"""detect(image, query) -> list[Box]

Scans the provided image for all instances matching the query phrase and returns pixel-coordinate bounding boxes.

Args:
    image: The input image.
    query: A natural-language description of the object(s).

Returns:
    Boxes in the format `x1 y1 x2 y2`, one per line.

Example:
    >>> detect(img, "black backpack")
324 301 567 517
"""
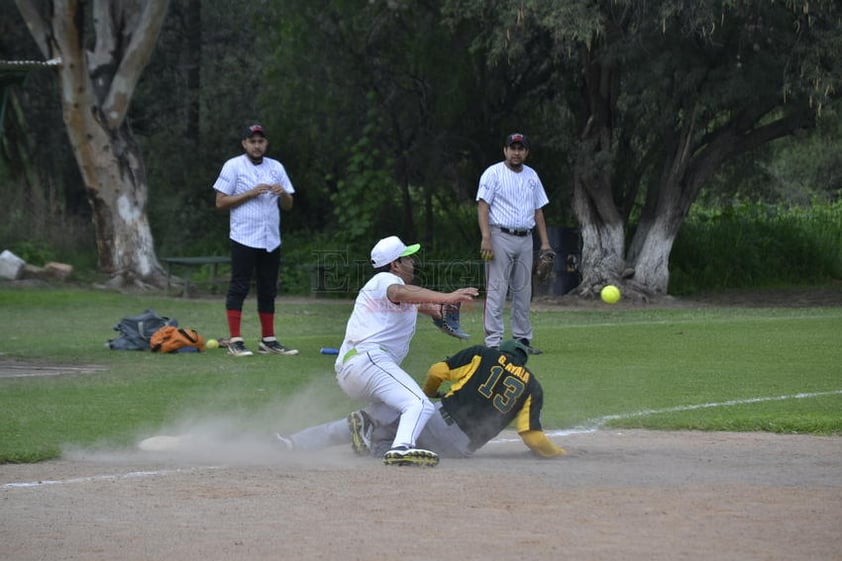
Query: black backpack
107 309 178 351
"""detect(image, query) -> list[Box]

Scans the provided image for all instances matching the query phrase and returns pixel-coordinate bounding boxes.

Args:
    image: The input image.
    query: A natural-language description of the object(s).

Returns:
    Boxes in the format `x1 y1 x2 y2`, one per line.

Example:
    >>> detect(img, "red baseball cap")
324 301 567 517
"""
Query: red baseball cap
504 133 529 149
244 124 266 138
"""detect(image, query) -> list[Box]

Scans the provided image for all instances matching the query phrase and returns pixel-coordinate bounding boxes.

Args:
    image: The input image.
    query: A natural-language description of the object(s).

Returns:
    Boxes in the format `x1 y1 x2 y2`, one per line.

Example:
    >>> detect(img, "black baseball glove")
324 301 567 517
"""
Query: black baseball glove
535 249 556 281
432 303 470 339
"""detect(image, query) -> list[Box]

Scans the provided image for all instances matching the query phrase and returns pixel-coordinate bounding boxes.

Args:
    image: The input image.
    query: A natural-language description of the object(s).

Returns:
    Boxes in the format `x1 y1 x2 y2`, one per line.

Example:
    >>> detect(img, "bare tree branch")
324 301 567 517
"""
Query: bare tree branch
102 0 170 128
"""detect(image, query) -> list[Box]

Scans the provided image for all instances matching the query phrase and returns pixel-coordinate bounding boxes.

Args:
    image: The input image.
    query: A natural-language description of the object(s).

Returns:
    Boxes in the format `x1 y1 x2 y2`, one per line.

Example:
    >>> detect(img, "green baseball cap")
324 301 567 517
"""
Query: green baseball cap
499 339 529 364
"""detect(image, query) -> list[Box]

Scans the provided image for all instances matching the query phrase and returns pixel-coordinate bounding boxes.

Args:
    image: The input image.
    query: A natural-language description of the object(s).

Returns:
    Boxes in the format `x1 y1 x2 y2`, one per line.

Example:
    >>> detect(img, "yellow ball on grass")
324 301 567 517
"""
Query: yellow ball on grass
600 285 621 304
206 338 219 349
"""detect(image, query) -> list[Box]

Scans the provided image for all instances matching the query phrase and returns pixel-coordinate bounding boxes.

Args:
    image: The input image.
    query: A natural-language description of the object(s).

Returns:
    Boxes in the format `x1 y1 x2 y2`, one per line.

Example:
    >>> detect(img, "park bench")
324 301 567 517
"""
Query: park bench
161 256 230 297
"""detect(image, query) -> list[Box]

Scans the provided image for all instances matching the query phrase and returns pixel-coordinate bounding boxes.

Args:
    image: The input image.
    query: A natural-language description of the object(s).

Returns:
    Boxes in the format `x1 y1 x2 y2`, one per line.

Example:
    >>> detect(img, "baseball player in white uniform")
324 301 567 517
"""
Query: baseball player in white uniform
333 235 479 466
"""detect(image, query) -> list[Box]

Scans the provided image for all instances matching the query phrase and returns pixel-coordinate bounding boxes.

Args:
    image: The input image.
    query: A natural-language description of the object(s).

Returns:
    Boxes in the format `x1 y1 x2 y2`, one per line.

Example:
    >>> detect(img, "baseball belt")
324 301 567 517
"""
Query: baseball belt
498 226 531 237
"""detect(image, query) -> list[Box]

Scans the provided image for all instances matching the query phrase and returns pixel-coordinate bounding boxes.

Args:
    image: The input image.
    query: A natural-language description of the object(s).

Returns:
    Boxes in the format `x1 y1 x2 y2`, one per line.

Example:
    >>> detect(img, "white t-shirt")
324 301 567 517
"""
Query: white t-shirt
476 162 548 230
336 272 418 369
213 154 296 251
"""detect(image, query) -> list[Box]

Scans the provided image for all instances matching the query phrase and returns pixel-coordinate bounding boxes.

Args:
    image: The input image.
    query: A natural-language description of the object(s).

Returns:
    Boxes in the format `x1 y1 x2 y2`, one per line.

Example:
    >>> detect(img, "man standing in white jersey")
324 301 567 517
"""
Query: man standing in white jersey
334 235 479 466
213 124 299 357
477 133 554 354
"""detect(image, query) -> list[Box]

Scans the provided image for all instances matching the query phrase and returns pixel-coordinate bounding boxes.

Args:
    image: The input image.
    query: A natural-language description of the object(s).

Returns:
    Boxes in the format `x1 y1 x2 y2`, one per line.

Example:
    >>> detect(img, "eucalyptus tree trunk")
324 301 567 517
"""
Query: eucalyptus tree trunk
15 0 170 287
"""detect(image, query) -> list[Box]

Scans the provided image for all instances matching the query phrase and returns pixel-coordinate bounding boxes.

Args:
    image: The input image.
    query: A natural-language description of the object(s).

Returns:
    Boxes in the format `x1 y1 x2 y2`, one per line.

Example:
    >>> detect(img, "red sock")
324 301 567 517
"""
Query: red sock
259 312 274 339
226 310 242 338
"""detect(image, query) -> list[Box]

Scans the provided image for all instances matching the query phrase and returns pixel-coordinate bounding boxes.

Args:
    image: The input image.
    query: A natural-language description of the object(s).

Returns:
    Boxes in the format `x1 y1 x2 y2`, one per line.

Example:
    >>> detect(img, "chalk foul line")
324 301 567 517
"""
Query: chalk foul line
499 389 842 441
2 465 223 489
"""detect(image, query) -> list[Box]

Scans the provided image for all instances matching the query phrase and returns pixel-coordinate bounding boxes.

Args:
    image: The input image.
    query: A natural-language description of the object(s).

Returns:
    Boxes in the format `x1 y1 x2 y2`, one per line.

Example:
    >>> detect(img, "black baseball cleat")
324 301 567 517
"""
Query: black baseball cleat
347 410 373 456
259 337 299 355
227 337 253 357
383 446 439 467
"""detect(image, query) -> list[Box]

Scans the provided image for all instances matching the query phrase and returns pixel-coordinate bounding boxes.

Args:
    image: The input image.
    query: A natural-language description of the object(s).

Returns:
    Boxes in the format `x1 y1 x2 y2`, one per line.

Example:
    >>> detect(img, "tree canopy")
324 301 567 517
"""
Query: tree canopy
439 0 841 296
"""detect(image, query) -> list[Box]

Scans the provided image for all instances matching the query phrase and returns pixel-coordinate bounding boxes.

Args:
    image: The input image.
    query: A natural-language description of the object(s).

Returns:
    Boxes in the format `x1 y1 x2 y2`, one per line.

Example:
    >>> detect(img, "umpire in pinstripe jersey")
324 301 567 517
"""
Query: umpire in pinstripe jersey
477 133 553 355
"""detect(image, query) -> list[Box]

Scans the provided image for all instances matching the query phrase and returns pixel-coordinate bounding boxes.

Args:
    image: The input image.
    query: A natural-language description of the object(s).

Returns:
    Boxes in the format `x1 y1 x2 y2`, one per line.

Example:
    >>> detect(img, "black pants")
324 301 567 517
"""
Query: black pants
225 240 280 314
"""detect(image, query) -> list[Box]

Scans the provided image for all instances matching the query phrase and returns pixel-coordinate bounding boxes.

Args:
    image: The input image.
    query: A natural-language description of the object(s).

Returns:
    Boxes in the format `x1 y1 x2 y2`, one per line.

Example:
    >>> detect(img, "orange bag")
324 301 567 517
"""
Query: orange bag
149 326 205 353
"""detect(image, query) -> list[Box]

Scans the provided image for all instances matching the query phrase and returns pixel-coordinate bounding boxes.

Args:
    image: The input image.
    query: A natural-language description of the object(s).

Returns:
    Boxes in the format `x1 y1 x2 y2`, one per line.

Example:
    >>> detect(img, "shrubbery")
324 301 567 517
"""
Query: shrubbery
5 180 839 297
670 197 842 294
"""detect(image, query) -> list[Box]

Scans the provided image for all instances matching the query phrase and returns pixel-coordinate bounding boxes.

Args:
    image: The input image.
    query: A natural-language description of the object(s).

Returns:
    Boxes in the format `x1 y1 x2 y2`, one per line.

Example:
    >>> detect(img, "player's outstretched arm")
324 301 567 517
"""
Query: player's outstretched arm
520 430 566 458
388 285 478 309
422 361 451 397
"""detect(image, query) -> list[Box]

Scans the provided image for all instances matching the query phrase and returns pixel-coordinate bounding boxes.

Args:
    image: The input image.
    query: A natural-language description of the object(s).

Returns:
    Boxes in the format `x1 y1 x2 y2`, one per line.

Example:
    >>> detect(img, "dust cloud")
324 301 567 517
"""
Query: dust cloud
62 383 355 467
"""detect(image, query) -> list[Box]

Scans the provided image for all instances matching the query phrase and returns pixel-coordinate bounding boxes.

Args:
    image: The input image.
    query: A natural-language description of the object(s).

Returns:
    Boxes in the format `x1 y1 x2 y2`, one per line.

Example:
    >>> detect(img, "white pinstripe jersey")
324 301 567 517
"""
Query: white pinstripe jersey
213 154 296 251
476 161 549 229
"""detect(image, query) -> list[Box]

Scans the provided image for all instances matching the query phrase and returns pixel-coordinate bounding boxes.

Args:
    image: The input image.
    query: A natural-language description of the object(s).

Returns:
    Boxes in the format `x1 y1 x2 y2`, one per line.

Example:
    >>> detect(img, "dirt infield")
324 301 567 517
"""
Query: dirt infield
2 429 840 561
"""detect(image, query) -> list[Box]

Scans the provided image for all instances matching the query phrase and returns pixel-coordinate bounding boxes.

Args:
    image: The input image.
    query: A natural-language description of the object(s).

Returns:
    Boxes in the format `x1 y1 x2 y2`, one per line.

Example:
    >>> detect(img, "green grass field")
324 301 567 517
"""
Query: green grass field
1 287 840 463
